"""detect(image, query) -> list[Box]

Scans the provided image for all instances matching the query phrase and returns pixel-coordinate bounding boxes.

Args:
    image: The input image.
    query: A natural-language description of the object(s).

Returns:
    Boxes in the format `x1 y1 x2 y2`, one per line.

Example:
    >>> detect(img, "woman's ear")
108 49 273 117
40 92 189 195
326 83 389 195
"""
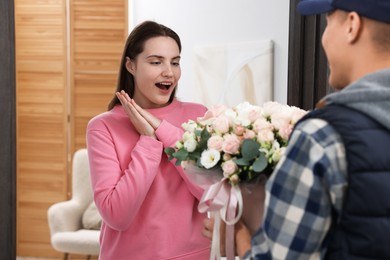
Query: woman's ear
125 57 136 75
346 12 362 43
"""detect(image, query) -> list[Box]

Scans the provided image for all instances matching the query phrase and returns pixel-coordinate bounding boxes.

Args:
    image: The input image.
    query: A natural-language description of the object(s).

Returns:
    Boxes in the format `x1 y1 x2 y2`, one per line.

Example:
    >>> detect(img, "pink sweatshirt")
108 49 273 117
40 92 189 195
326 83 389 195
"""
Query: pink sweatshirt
86 99 211 260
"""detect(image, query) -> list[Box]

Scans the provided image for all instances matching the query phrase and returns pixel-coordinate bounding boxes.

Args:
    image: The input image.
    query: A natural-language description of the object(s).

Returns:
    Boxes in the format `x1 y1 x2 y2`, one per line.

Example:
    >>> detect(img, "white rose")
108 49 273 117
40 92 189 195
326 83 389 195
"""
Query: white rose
175 141 184 149
235 102 256 127
271 146 286 163
182 120 198 133
184 137 197 152
183 131 196 142
223 108 237 125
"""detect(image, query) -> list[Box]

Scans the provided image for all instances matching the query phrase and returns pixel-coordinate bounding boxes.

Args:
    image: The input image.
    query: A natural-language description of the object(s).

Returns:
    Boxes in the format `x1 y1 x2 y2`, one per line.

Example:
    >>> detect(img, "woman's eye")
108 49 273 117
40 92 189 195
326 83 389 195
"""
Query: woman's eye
172 62 180 66
150 61 161 65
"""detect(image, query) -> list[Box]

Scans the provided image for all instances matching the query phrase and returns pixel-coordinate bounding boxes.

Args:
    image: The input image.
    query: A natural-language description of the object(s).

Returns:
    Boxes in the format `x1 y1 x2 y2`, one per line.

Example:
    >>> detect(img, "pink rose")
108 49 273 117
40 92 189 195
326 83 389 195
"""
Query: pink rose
207 135 224 151
223 153 232 161
222 160 238 177
222 134 241 154
247 109 262 122
233 125 245 136
213 115 230 134
271 113 290 130
197 104 227 125
290 107 307 124
263 101 283 116
243 129 256 139
253 117 273 132
257 129 275 143
278 124 293 140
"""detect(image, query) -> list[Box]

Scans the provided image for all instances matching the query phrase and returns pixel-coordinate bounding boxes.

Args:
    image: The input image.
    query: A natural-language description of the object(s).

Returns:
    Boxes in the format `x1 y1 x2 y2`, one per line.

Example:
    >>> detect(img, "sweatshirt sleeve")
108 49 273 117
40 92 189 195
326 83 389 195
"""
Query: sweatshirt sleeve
155 120 205 200
87 121 163 231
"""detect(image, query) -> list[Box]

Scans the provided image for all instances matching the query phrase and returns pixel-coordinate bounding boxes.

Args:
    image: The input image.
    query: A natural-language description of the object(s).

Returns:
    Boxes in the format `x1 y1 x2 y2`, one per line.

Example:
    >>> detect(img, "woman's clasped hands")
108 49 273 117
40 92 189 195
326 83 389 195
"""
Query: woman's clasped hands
116 90 161 138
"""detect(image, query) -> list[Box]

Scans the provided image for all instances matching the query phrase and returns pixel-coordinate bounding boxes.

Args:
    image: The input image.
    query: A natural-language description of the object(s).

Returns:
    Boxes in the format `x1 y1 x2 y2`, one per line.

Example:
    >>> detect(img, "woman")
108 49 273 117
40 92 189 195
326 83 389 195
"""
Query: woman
87 21 210 260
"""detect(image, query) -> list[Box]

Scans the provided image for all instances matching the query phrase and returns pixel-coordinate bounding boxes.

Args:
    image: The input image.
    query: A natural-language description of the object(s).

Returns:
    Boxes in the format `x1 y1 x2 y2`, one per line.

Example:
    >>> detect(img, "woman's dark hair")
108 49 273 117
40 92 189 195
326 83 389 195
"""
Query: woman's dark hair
107 21 182 110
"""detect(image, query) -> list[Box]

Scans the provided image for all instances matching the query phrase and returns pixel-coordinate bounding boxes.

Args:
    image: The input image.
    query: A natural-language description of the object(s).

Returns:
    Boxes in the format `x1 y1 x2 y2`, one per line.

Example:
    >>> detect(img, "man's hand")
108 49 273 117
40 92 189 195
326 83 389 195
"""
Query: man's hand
202 217 226 256
203 217 252 259
235 220 252 258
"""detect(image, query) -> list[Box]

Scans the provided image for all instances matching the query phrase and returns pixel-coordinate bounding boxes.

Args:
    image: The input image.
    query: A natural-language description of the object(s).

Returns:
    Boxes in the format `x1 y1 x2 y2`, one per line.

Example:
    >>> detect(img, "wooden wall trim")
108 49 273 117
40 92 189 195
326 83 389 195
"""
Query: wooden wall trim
288 0 329 110
0 0 16 258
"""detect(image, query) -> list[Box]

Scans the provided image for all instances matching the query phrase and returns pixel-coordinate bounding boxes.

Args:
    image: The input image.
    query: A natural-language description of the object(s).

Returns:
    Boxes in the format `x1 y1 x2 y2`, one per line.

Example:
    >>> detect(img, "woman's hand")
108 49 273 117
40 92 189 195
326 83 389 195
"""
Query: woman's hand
116 91 161 138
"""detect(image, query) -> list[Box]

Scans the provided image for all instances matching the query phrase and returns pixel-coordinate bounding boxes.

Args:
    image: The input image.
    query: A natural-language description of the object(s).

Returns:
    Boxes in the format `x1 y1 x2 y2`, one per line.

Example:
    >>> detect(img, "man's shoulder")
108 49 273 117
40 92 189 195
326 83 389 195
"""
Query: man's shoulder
293 117 342 149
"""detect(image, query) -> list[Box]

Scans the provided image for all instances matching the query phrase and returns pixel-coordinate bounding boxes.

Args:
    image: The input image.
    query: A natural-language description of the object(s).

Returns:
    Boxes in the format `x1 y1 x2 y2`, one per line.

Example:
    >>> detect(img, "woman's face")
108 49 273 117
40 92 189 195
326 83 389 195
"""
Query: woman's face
126 36 181 109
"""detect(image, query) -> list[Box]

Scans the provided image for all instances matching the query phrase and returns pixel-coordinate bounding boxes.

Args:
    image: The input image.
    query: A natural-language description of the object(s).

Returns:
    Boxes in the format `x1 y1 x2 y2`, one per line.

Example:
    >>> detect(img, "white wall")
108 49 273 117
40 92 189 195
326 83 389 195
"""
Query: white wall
129 0 290 104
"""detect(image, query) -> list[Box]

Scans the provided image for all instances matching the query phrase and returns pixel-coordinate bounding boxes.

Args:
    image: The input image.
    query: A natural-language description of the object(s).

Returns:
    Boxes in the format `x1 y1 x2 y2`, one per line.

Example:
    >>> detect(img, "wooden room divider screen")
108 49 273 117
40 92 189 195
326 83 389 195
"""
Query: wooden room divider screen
14 0 128 257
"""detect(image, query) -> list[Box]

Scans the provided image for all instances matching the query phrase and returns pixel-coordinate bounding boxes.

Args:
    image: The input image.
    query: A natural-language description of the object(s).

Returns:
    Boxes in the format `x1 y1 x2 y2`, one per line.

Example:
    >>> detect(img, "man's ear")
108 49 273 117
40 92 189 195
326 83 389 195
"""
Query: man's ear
346 12 362 43
125 57 136 74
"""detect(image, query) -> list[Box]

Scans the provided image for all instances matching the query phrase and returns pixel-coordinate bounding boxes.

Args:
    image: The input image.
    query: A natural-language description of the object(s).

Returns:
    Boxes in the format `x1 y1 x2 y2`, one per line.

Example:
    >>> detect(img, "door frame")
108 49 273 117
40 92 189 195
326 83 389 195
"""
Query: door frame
287 0 329 110
0 0 16 259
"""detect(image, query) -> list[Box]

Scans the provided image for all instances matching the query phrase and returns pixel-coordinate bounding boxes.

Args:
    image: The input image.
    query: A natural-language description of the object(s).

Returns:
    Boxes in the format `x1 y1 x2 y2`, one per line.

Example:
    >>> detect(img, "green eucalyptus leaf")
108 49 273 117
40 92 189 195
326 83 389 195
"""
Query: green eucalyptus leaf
197 129 210 151
164 147 175 156
201 128 211 139
241 139 260 161
175 159 182 166
173 149 189 162
195 129 202 137
189 152 201 161
234 158 250 166
252 152 268 172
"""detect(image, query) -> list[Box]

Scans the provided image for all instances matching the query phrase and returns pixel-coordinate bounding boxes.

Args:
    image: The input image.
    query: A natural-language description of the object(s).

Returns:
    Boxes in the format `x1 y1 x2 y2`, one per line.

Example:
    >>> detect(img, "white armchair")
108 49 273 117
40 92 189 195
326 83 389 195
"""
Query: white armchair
47 148 100 260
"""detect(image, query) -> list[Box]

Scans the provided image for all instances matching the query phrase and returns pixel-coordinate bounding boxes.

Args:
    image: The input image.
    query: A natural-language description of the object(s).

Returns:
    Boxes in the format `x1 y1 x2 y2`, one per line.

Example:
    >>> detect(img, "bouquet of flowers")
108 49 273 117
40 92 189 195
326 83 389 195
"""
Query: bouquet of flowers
165 101 306 184
165 101 307 260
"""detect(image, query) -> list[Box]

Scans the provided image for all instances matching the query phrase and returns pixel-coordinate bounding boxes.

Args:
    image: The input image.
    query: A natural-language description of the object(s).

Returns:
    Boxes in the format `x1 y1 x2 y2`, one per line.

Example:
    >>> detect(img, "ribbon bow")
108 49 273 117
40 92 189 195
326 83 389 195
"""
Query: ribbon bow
198 177 243 260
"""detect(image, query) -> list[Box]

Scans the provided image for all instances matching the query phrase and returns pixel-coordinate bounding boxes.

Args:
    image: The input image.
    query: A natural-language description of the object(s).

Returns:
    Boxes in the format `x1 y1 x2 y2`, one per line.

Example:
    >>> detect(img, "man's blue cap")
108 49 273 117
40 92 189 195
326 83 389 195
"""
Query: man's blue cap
297 0 390 23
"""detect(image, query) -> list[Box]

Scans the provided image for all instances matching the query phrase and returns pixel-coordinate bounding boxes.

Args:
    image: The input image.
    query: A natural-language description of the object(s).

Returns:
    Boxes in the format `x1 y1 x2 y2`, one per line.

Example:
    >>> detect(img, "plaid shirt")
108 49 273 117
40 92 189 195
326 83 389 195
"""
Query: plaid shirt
244 118 348 260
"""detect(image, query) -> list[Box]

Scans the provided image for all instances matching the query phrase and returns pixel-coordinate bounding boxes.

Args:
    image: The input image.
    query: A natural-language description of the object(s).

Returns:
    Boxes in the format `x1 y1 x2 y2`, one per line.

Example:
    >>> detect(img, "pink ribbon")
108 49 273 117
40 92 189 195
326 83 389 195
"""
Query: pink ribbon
198 178 243 260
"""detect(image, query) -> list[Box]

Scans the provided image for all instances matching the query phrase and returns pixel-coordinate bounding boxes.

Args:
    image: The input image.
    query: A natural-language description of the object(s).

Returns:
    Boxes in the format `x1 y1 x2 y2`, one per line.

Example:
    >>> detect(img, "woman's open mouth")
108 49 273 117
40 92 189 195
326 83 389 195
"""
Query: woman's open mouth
156 82 172 90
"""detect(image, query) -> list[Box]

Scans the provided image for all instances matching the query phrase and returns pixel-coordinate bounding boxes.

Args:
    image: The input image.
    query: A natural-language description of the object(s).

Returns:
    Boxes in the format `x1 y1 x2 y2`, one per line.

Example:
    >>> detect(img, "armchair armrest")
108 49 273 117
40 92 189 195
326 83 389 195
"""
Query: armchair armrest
47 199 86 235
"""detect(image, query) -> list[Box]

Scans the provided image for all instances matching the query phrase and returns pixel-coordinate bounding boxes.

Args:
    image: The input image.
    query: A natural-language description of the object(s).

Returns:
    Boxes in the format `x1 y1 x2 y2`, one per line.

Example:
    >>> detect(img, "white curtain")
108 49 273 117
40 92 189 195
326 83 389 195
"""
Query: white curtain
192 40 274 108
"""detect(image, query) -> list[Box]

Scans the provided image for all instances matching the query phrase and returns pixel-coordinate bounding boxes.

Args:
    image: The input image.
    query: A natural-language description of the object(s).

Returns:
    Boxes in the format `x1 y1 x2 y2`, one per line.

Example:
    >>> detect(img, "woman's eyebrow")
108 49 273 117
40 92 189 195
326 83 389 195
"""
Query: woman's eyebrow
146 55 181 60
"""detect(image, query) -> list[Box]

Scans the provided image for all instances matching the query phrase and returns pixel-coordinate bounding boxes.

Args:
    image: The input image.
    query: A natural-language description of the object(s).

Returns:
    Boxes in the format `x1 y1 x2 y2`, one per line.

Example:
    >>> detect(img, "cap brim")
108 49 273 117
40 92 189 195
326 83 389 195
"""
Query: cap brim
297 0 334 15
